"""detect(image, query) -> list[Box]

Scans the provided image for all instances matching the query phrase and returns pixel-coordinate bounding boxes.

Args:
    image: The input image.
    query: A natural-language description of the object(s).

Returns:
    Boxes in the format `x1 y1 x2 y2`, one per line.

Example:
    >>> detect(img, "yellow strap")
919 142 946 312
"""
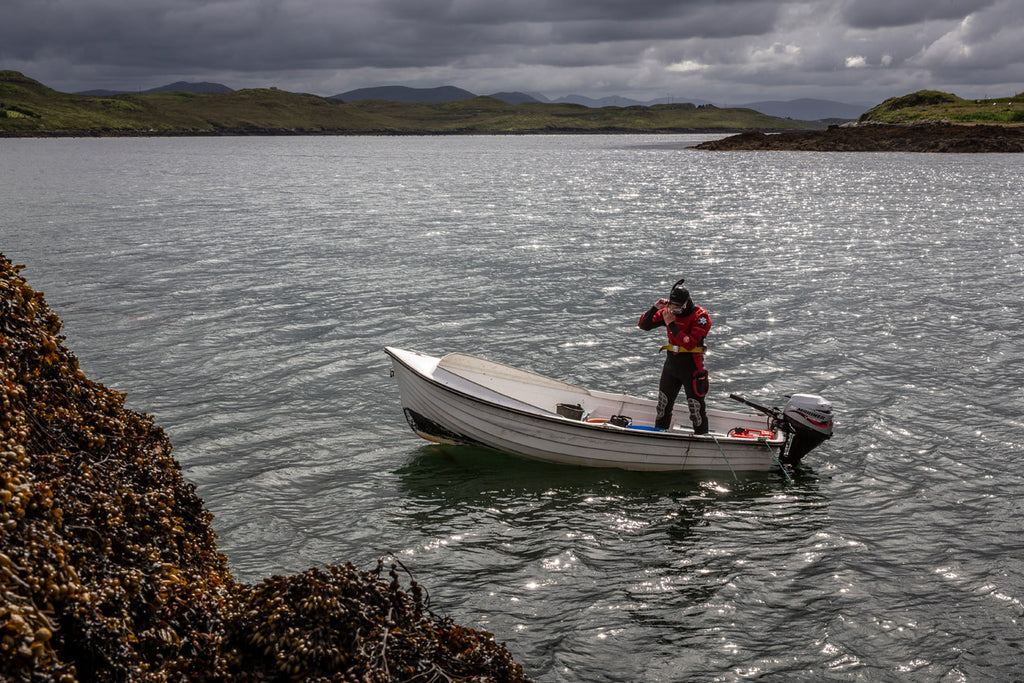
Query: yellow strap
660 344 705 353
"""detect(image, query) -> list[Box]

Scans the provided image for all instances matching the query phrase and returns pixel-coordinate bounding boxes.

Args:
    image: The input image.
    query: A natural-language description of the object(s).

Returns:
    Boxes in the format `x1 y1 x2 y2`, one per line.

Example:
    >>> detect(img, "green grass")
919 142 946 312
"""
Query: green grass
0 71 817 134
858 89 1024 124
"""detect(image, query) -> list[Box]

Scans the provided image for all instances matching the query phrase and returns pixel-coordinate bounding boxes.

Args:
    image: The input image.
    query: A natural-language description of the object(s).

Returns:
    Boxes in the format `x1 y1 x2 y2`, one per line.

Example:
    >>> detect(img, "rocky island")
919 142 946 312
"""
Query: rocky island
693 90 1024 152
691 122 1024 152
0 253 529 682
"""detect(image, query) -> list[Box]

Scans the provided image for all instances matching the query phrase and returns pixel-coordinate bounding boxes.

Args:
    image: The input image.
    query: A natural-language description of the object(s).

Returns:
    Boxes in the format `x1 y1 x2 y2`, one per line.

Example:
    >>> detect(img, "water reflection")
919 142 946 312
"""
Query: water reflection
392 442 829 681
396 443 817 497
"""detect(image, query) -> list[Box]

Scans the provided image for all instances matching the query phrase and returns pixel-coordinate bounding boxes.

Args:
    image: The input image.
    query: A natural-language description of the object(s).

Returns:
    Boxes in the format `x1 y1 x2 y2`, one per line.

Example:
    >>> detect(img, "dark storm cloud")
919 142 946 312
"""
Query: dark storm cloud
0 0 781 71
378 0 774 24
840 0 997 29
1 0 1021 103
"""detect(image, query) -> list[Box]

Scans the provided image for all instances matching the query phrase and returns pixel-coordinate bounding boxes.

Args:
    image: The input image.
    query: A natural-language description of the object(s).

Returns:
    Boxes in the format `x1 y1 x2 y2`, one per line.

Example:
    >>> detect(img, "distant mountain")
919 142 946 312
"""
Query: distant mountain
144 81 234 94
554 94 641 107
77 81 234 96
554 93 715 108
329 85 712 108
488 91 542 105
735 98 869 121
68 76 858 119
332 85 476 103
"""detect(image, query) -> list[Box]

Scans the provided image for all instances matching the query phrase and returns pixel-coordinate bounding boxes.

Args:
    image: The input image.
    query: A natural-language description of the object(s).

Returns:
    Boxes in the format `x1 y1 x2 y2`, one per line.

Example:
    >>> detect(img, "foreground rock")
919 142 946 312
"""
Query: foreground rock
692 123 1024 152
0 253 529 682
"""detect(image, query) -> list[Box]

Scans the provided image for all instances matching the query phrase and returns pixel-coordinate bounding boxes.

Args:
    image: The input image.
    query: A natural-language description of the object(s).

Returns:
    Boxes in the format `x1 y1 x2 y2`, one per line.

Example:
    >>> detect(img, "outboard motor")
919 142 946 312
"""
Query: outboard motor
730 392 834 465
781 394 833 463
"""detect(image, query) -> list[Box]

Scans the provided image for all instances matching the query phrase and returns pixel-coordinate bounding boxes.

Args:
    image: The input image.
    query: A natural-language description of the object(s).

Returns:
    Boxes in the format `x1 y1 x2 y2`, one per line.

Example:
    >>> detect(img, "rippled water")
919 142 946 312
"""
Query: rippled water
3 135 1024 681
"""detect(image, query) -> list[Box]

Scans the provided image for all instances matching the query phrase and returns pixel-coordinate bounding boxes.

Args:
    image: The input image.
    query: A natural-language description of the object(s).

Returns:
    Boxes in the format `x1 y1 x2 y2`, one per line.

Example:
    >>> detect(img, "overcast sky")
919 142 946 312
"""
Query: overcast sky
3 0 1022 105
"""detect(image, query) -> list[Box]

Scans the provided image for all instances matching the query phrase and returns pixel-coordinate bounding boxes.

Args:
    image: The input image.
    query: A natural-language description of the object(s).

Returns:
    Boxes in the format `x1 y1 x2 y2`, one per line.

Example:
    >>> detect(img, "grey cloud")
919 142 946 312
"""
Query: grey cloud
840 0 998 29
379 0 776 24
0 0 783 69
1 0 1021 104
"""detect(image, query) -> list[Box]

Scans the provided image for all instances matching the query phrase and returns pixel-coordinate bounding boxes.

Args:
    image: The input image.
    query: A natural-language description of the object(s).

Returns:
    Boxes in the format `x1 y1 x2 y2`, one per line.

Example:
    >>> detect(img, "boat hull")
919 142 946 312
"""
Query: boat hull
386 347 792 473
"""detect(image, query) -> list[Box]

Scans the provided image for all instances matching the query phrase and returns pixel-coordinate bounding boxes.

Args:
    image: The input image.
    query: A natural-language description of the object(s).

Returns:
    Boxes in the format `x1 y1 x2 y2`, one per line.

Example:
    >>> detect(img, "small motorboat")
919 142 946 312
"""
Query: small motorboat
385 347 833 473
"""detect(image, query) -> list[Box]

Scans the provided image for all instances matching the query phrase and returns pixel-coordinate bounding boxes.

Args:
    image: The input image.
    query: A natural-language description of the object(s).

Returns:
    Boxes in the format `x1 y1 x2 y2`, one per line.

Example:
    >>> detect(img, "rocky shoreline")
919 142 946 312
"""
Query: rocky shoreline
0 254 529 682
691 122 1024 152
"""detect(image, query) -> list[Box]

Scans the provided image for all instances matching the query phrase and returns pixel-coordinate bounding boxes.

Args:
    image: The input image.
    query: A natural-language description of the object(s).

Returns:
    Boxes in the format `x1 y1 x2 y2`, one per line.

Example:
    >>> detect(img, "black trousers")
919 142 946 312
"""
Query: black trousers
655 353 708 433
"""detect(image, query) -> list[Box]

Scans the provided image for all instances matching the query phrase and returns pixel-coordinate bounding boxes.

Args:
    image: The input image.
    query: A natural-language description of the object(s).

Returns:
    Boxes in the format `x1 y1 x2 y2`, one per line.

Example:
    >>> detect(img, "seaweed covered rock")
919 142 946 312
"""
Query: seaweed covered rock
0 255 228 682
0 253 529 682
223 561 526 682
691 122 1024 152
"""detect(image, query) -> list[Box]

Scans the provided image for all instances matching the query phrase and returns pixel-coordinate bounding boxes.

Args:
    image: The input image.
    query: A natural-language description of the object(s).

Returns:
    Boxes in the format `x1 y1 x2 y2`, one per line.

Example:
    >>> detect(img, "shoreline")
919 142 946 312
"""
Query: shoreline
7 122 1024 152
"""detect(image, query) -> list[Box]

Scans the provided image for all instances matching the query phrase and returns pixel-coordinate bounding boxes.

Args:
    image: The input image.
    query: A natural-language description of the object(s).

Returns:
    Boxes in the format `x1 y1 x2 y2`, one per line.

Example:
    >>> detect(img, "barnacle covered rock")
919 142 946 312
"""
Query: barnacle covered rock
222 561 527 682
0 253 529 682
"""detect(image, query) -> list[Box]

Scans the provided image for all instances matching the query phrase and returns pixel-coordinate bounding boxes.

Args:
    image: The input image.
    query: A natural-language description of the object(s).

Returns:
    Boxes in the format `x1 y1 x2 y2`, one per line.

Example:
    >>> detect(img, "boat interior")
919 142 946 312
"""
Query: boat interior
434 352 770 436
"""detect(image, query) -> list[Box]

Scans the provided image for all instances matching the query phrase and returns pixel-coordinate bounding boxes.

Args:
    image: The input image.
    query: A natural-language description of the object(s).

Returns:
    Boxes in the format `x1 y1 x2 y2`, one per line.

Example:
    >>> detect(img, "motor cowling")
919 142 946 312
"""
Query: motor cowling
781 394 833 463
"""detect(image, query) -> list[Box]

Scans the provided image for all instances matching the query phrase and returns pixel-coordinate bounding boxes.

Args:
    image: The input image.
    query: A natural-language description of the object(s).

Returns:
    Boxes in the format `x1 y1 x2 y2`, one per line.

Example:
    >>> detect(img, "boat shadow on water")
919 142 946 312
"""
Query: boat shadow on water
395 442 825 504
391 443 831 561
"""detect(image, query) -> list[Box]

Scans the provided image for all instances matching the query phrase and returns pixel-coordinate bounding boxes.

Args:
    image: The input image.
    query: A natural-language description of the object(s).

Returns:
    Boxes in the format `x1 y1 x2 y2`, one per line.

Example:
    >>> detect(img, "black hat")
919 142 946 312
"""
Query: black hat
669 278 690 306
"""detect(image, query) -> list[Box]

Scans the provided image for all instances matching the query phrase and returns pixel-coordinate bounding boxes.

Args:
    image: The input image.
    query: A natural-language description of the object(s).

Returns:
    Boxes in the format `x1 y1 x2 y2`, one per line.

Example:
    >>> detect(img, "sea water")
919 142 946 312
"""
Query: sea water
3 134 1023 681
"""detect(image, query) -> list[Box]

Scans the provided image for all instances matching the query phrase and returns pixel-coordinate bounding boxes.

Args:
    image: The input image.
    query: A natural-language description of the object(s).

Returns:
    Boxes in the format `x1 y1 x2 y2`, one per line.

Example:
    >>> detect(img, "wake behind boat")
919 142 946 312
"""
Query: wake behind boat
385 347 833 473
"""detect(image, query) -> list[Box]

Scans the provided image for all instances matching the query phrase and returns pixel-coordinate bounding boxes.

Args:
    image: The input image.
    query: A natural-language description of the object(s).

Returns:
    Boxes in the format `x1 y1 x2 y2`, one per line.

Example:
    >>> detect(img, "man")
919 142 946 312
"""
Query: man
637 278 712 433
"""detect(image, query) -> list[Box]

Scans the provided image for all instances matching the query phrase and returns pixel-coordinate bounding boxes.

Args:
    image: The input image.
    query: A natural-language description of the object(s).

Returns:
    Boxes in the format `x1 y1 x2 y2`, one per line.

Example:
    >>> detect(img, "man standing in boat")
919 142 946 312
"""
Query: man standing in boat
638 278 712 434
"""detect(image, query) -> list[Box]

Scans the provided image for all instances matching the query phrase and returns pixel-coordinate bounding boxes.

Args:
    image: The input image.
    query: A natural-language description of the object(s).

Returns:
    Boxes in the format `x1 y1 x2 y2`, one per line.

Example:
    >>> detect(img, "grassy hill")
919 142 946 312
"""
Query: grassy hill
858 89 1024 124
1 70 814 135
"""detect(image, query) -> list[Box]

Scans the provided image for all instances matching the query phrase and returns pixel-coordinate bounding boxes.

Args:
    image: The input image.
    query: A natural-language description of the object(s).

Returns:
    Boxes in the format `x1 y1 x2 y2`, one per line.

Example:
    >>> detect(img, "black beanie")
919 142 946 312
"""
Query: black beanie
669 286 691 306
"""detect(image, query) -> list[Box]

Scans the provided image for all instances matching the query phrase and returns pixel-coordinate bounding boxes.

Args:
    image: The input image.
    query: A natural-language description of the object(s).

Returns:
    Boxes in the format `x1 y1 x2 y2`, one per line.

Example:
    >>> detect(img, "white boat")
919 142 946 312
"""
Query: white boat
385 347 833 473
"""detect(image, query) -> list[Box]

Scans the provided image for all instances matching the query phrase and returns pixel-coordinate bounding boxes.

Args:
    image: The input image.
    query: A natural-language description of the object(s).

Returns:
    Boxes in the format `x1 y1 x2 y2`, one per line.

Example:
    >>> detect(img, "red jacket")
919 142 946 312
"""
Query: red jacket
638 304 711 353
